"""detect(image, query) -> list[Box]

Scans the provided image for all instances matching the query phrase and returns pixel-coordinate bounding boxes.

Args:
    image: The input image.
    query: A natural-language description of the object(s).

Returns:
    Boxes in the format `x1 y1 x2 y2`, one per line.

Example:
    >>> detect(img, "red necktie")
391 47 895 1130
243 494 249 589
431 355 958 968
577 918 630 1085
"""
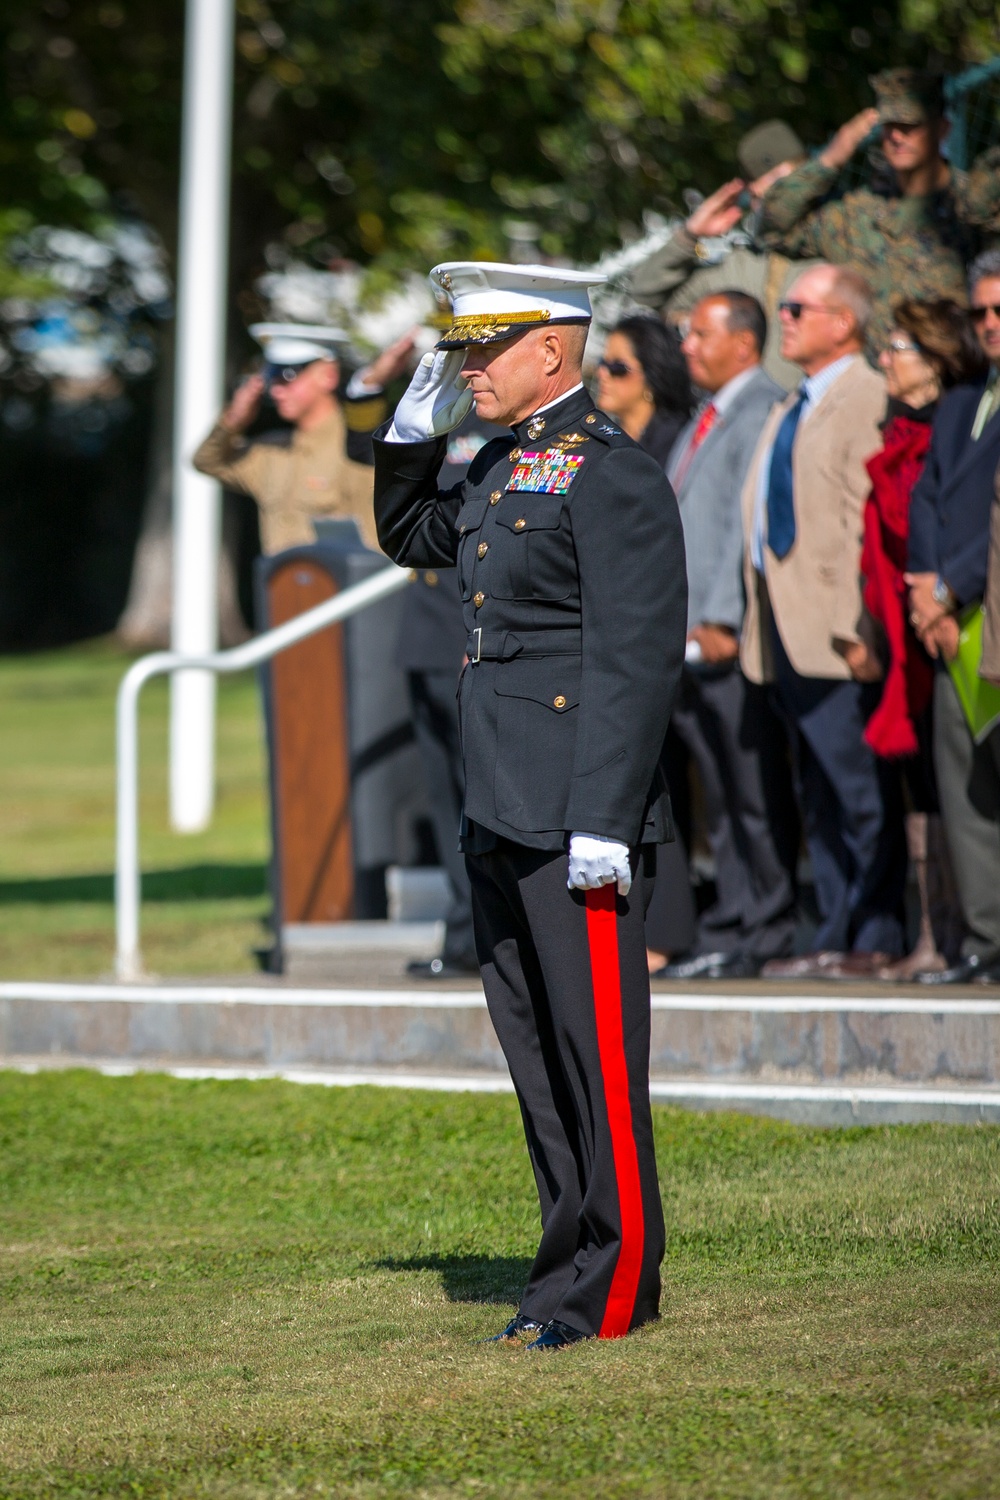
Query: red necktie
673 401 718 488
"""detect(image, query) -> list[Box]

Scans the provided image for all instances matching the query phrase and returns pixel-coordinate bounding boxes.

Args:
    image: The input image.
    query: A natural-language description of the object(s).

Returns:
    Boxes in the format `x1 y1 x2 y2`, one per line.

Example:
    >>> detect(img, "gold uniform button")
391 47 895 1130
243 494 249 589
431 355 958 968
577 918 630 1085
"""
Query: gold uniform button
514 517 527 532
407 569 418 581
424 570 438 586
584 413 597 424
489 490 502 503
473 591 485 608
553 695 567 709
509 447 523 461
477 542 489 559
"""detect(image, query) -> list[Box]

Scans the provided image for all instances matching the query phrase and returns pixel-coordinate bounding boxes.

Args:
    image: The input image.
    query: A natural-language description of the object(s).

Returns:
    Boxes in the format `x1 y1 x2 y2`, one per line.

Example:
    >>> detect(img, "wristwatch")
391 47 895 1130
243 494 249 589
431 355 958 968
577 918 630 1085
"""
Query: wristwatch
932 576 954 610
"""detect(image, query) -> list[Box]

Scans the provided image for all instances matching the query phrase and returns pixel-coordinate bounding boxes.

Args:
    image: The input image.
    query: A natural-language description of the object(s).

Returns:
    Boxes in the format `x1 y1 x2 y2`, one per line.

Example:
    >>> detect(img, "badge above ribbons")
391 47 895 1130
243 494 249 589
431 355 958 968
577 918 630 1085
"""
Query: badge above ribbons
508 448 586 495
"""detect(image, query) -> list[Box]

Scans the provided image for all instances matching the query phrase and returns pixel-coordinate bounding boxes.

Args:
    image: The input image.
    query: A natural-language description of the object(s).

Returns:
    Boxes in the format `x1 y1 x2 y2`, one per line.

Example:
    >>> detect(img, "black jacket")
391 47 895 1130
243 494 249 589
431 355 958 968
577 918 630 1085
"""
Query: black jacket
908 379 1000 607
395 412 503 675
373 385 688 851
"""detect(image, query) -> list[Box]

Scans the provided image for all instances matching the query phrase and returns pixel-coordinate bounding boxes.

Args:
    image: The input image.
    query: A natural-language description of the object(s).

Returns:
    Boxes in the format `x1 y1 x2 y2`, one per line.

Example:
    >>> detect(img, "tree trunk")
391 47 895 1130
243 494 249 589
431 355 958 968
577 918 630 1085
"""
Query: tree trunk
116 328 249 650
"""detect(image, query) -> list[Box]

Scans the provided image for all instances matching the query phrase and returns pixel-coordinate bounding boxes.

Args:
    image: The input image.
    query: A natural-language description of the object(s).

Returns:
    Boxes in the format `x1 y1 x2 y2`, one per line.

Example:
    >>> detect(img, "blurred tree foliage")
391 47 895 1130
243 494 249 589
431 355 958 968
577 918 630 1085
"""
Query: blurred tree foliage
0 0 995 280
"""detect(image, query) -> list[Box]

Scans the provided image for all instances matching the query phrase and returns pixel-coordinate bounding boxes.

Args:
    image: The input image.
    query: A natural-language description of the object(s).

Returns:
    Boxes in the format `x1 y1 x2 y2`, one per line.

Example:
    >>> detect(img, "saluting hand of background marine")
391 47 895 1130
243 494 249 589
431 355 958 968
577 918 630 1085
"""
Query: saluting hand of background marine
685 161 797 239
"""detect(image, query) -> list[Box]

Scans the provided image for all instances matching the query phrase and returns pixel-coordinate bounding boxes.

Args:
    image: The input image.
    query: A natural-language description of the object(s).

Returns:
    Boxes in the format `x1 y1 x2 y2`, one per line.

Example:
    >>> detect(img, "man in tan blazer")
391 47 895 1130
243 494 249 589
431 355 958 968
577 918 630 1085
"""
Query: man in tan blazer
740 264 907 976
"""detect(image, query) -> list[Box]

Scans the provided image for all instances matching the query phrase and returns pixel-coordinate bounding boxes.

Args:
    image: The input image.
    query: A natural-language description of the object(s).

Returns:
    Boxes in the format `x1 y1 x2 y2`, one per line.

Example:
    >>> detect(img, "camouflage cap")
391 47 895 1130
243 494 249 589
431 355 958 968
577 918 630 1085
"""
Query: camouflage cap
869 68 944 125
737 120 806 181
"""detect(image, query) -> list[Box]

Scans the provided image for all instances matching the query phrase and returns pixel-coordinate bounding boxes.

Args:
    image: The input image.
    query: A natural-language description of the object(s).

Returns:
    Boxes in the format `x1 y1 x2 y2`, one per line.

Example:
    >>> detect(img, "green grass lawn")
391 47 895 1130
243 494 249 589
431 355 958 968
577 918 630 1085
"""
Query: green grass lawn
0 642 271 977
1 1071 998 1499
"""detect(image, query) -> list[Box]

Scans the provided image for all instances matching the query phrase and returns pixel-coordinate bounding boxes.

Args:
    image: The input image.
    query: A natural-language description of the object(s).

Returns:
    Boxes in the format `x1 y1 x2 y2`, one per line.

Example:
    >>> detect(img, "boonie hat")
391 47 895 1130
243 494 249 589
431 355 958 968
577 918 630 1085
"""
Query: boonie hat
431 261 606 350
737 120 806 181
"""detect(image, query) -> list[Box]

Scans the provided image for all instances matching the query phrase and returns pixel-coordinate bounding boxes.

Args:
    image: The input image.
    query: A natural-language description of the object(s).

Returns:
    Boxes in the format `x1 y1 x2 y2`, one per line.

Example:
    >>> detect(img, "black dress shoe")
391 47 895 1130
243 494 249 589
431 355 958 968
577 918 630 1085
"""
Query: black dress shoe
525 1319 590 1351
480 1313 543 1343
654 951 731 980
918 950 1000 986
712 952 763 980
655 951 761 981
406 955 480 980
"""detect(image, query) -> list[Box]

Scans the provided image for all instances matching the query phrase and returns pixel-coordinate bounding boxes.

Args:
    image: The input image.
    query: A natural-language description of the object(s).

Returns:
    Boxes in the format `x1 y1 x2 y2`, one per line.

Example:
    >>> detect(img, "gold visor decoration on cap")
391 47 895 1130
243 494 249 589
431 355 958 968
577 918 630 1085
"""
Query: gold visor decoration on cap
437 308 552 348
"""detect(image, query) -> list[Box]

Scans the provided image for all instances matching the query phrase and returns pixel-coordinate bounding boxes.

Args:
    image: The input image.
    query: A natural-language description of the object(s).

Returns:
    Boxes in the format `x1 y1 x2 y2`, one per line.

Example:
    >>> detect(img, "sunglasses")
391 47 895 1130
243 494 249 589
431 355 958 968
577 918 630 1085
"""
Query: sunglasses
778 300 837 320
263 363 307 385
885 338 920 355
970 306 1000 323
598 358 639 378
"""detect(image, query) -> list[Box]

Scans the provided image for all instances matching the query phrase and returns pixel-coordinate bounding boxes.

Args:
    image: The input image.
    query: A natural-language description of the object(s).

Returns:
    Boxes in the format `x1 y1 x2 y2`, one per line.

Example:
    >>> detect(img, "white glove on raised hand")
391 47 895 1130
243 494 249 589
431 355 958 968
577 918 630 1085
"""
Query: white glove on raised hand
386 351 473 443
567 834 632 897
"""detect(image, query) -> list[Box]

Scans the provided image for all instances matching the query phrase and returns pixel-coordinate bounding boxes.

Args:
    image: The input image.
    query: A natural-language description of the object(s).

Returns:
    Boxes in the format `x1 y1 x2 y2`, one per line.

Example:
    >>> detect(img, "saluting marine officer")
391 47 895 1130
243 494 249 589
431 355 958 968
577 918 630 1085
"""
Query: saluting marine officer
373 263 687 1350
194 322 413 554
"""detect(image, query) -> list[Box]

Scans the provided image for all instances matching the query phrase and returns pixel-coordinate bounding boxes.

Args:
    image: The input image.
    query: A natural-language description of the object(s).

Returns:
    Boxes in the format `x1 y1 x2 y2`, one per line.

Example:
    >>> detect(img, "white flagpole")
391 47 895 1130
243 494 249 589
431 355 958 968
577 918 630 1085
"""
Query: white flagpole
168 0 236 831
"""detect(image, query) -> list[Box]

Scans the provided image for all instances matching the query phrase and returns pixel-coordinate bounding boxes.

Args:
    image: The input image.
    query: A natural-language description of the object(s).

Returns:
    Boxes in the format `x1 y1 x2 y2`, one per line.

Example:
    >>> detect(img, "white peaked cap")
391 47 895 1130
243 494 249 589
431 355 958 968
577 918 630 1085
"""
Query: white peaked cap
249 322 350 366
430 261 606 349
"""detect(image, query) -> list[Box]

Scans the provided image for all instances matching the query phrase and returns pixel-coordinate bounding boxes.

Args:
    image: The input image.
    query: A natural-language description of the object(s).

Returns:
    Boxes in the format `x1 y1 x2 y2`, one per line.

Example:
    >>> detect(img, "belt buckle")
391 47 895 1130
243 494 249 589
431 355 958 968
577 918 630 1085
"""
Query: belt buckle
471 626 482 664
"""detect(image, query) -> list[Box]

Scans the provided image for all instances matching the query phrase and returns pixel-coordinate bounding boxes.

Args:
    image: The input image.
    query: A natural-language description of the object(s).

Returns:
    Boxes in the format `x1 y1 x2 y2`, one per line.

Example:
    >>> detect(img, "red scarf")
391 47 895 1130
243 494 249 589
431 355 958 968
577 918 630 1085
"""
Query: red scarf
861 412 934 758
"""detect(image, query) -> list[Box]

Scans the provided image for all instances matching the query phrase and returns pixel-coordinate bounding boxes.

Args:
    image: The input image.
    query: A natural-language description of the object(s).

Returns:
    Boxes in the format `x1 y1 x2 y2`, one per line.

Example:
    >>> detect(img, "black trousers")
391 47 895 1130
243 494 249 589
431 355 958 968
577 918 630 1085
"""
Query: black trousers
407 669 476 963
466 839 664 1339
770 629 907 955
671 666 798 960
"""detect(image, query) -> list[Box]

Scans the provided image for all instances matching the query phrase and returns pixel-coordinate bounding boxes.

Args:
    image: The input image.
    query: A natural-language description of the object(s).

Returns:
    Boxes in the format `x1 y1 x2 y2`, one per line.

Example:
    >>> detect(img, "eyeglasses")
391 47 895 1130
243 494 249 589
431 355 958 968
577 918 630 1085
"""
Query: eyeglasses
598 358 639 378
884 338 920 355
970 306 1000 323
778 300 838 320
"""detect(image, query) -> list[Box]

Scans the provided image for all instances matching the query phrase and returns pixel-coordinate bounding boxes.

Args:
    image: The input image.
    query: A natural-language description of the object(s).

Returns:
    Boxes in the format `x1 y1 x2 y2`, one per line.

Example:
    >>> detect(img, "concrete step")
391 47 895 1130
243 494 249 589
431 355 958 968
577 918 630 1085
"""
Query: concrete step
3 981 1000 1124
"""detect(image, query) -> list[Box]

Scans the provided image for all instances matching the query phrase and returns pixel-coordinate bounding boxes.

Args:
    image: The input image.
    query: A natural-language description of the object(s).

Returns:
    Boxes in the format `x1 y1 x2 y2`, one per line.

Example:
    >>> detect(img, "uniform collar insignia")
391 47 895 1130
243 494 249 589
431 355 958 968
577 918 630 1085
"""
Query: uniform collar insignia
514 386 592 444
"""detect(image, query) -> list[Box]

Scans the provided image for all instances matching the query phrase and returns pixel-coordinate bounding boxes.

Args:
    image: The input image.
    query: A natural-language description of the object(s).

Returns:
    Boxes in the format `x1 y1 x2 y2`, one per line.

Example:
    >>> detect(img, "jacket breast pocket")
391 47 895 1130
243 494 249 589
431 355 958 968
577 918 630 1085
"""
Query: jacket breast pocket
493 657 581 829
455 498 489 601
492 497 573 600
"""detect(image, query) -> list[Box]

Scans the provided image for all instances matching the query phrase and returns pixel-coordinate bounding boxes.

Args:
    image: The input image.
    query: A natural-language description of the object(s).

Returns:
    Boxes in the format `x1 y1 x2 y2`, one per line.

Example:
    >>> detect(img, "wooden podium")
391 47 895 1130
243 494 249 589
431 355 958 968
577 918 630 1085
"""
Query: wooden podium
264 554 354 924
255 532 425 969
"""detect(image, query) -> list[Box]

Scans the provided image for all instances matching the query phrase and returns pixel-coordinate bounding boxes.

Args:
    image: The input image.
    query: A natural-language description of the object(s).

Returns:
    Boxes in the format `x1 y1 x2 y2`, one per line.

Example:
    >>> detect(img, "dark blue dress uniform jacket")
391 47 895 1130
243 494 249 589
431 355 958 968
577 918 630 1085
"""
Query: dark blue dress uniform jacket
908 379 1000 607
372 385 688 853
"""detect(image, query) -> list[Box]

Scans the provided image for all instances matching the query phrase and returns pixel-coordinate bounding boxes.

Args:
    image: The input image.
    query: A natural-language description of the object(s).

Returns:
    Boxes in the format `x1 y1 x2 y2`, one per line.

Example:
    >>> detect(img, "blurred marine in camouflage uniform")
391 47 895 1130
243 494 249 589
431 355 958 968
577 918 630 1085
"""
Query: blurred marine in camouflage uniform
629 121 822 391
757 70 1000 356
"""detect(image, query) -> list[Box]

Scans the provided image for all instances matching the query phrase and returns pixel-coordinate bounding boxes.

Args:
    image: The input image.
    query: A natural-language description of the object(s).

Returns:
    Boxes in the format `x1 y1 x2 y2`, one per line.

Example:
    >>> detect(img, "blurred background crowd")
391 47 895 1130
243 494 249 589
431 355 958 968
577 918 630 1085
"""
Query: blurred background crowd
3 2 1000 984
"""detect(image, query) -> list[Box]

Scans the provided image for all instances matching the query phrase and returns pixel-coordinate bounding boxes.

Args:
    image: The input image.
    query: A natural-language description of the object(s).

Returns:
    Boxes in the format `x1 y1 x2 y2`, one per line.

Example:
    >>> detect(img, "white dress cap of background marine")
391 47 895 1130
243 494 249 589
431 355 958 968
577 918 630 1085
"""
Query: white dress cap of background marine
249 321 350 380
430 262 607 350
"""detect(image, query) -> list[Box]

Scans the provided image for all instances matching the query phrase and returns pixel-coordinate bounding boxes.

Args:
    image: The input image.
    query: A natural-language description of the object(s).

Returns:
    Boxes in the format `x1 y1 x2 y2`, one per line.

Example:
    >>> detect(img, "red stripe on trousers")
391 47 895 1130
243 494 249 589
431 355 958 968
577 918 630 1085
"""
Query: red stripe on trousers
585 885 645 1338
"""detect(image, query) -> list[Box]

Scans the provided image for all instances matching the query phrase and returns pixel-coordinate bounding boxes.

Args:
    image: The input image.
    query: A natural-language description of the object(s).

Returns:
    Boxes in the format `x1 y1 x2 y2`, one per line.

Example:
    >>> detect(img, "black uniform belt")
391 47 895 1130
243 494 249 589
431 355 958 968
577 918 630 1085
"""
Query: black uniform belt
467 627 581 664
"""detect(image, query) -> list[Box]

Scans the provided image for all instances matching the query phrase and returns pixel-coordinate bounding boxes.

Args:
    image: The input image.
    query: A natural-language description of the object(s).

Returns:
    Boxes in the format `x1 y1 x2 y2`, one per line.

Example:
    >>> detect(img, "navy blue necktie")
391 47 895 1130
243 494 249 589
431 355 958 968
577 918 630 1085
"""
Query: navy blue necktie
766 389 807 560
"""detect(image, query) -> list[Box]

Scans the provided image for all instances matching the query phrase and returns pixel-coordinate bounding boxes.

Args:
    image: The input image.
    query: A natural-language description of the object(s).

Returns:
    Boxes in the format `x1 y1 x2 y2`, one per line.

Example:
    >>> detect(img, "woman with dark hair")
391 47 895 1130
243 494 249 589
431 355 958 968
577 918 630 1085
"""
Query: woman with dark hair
862 298 986 978
596 314 697 971
596 314 695 464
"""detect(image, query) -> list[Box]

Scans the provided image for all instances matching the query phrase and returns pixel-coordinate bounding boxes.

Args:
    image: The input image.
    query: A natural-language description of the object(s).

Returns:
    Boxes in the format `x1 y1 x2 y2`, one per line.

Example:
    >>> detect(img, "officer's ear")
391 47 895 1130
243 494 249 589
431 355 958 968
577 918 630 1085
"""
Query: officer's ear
317 357 340 394
540 329 565 375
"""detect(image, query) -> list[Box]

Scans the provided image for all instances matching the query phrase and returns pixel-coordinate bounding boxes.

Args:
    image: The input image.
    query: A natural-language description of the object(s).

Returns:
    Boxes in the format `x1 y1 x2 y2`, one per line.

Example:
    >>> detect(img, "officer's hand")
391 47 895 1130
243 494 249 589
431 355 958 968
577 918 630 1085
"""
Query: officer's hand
685 179 745 239
820 108 880 171
568 834 632 898
221 374 264 432
387 351 473 443
359 330 418 392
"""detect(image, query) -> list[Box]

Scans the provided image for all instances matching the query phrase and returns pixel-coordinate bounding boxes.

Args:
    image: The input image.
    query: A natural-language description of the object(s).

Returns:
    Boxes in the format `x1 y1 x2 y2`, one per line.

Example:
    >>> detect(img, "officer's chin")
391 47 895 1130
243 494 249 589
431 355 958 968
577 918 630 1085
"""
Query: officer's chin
470 389 501 420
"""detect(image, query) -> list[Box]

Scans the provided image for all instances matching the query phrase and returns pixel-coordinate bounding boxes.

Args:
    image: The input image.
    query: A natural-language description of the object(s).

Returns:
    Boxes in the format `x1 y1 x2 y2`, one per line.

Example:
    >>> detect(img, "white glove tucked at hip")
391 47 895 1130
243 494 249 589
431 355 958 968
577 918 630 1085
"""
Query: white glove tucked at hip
567 834 632 897
385 351 473 443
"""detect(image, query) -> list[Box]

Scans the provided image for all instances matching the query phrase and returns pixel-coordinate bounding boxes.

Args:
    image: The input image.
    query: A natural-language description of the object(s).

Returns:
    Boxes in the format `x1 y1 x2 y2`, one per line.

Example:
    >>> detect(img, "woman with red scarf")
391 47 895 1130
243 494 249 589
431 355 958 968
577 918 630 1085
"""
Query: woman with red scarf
862 299 986 977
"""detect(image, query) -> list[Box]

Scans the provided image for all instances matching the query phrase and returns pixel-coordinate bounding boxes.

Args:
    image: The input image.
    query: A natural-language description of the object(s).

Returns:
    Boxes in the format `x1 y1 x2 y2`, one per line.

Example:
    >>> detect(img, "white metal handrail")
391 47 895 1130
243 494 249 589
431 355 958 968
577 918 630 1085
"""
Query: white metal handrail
115 562 411 980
